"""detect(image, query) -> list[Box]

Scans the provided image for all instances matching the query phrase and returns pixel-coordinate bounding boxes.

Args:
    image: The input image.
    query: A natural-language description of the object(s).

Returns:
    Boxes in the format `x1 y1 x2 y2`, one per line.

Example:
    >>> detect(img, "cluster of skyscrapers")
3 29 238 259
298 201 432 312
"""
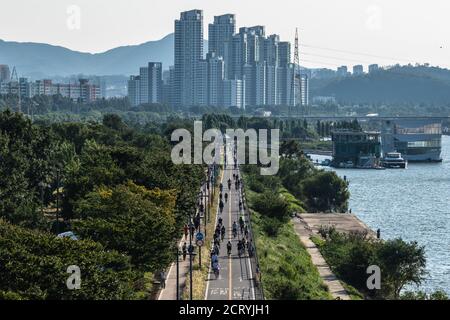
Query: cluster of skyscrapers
0 65 102 103
128 10 309 109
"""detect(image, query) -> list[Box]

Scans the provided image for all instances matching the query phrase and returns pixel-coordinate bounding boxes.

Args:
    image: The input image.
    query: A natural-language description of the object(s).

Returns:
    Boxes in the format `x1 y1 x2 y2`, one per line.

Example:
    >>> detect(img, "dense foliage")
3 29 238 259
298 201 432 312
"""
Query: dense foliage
313 230 428 299
0 110 205 299
0 219 137 300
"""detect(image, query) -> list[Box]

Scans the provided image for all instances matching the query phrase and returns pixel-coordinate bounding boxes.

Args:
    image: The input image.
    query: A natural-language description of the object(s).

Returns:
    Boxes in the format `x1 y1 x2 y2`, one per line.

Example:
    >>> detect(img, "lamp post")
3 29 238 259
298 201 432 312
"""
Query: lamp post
176 245 180 300
55 168 61 234
38 181 48 215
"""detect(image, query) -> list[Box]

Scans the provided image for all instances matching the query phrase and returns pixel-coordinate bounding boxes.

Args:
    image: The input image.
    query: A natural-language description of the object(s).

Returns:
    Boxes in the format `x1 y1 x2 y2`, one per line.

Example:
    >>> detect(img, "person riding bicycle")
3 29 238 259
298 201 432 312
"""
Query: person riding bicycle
211 252 219 264
232 221 238 237
212 261 220 278
227 241 232 255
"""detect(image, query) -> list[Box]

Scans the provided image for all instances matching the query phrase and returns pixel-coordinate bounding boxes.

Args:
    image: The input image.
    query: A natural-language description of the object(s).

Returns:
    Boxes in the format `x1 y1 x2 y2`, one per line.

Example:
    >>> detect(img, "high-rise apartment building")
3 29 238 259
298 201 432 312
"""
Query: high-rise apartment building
337 66 349 77
148 62 162 104
208 14 235 80
300 74 309 107
128 76 141 107
139 67 149 104
369 64 379 73
174 9 204 108
223 79 244 109
206 53 225 106
353 65 364 75
128 62 163 107
0 65 11 83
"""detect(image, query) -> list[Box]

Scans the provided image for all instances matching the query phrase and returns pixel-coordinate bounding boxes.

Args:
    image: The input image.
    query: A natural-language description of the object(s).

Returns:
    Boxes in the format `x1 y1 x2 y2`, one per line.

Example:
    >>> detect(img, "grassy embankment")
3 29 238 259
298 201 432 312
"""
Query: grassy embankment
243 178 332 300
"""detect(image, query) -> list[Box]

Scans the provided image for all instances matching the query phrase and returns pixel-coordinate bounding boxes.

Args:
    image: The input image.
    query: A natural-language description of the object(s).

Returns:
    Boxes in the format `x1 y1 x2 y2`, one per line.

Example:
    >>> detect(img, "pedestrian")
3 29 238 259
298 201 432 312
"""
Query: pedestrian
190 223 195 238
182 242 187 261
160 270 166 289
255 264 261 284
183 224 188 239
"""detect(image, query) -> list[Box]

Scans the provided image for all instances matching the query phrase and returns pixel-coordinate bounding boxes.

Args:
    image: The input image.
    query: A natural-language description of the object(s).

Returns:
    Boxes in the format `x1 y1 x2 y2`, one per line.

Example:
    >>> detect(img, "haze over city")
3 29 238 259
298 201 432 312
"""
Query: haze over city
1 0 449 69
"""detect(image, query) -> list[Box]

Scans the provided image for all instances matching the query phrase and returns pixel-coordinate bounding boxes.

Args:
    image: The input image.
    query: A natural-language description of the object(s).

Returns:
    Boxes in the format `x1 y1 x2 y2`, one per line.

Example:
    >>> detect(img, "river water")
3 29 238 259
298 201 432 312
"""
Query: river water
312 135 450 295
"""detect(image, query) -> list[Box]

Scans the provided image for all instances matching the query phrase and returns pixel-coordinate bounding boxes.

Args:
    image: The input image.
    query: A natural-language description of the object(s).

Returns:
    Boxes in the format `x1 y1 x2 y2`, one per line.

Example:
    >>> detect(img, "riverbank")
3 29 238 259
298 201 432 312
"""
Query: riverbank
243 184 332 300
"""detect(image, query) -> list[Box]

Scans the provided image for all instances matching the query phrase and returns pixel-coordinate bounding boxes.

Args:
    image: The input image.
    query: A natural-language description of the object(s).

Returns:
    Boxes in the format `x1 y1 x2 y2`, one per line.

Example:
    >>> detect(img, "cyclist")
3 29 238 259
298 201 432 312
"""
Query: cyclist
212 261 220 279
227 241 232 256
239 216 244 230
237 240 242 257
232 221 238 238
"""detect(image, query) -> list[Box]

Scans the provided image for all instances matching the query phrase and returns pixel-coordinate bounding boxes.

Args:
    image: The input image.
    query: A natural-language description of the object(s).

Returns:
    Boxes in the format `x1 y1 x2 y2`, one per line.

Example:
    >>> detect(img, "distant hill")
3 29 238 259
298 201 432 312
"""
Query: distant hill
312 66 450 105
0 34 208 78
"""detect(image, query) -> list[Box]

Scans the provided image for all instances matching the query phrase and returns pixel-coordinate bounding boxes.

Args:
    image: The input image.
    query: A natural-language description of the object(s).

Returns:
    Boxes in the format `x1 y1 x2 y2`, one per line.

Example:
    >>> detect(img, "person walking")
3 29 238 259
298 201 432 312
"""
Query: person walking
160 270 166 289
182 242 187 261
183 224 188 239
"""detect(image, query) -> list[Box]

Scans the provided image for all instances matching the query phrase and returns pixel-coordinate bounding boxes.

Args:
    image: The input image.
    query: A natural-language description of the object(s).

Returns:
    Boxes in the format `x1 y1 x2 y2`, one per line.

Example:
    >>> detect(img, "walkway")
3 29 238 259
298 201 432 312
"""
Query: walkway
292 216 351 300
205 141 257 300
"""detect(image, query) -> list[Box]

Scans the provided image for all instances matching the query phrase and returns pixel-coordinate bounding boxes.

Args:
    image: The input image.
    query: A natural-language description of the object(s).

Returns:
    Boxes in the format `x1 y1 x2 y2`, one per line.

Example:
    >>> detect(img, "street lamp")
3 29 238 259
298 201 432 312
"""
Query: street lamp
38 181 48 215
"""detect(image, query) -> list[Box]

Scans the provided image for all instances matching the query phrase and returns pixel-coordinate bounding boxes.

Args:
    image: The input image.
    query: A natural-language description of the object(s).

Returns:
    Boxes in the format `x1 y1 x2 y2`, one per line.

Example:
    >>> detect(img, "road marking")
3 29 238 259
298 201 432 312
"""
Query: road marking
204 150 225 300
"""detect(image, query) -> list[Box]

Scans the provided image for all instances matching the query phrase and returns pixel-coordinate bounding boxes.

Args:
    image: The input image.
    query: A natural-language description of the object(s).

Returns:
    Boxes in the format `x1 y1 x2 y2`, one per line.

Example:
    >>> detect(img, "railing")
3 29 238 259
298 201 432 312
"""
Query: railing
240 176 265 300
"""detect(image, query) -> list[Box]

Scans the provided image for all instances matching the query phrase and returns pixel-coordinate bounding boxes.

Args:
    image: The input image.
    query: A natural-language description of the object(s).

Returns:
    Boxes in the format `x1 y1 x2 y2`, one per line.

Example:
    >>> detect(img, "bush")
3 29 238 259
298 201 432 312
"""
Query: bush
0 219 137 300
317 231 428 299
252 191 290 221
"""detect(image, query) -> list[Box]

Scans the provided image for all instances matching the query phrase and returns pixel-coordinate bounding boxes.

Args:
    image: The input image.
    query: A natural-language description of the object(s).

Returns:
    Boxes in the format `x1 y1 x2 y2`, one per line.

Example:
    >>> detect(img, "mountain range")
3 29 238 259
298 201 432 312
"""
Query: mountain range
312 65 450 106
0 33 207 78
2 35 450 105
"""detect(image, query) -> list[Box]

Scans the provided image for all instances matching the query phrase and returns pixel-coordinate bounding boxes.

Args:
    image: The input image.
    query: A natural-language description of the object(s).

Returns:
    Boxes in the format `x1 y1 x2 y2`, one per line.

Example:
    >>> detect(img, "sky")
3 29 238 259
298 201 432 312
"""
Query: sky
1 0 449 70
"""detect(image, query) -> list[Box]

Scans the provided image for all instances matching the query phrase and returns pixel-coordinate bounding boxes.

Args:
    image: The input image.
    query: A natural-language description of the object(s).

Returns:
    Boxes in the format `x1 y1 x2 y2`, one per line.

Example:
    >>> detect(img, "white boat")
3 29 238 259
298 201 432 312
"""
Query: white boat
381 152 407 169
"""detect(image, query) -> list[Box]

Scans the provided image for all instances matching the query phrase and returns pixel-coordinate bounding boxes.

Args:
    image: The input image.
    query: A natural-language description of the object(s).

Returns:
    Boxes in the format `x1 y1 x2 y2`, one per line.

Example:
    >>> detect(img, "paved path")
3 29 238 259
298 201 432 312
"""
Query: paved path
205 142 256 300
157 234 192 300
158 182 211 300
293 216 351 300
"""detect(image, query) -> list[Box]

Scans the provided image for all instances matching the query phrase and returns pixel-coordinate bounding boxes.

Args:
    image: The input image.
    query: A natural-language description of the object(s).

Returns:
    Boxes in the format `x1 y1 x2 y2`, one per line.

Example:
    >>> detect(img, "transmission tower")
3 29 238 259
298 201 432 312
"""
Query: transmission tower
11 67 22 113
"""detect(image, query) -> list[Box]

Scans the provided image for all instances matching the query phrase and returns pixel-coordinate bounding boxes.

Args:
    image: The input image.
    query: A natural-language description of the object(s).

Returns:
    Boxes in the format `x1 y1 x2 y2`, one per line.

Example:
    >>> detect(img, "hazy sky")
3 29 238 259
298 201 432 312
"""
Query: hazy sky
1 0 449 69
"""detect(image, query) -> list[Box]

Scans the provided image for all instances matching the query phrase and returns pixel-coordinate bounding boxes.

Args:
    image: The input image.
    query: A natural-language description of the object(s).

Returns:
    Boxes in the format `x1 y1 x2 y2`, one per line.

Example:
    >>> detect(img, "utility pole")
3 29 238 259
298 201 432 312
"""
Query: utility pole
176 246 180 300
56 169 60 234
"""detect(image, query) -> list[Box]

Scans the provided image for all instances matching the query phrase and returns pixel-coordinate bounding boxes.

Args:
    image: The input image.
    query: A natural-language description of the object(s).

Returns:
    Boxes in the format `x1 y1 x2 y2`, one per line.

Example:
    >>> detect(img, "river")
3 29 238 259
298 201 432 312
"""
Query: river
312 135 450 295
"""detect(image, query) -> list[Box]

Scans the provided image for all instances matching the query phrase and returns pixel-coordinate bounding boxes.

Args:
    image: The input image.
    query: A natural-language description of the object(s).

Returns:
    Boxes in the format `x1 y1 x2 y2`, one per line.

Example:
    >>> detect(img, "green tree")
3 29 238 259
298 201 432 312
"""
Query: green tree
378 239 427 299
73 182 177 271
0 219 137 300
301 171 349 212
252 191 290 221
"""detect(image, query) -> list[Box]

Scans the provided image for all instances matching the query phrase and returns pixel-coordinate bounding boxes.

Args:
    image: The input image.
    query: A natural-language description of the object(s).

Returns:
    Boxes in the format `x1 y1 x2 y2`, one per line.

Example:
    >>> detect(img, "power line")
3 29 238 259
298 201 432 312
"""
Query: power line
300 43 417 64
301 52 375 65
